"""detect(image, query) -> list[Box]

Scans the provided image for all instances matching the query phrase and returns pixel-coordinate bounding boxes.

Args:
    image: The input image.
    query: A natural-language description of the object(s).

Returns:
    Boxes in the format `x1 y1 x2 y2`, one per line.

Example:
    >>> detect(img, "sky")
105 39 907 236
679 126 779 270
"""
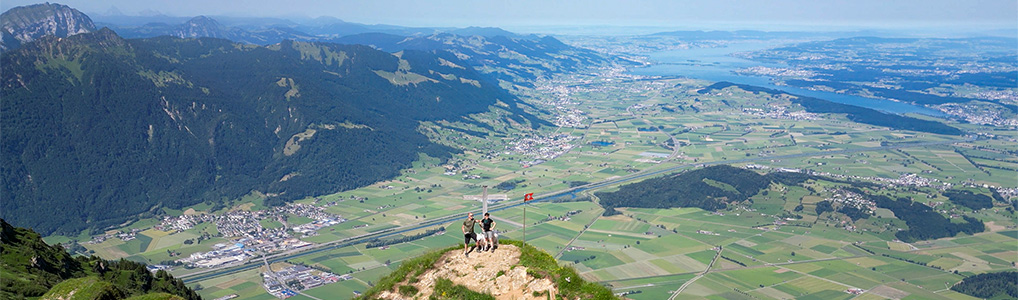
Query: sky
2 0 1016 30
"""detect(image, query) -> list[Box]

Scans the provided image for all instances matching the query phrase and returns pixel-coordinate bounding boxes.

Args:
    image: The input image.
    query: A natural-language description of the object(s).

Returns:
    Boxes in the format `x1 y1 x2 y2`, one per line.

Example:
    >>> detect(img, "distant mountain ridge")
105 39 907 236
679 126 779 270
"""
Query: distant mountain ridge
3 3 615 88
649 29 879 40
333 32 611 87
94 14 535 44
1 27 543 235
1 3 95 50
106 15 318 44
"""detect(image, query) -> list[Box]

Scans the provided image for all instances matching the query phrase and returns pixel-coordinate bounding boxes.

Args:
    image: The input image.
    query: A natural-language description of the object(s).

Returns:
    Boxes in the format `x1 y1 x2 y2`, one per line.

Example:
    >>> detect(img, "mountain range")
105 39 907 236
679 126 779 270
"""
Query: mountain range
101 15 319 45
0 3 609 236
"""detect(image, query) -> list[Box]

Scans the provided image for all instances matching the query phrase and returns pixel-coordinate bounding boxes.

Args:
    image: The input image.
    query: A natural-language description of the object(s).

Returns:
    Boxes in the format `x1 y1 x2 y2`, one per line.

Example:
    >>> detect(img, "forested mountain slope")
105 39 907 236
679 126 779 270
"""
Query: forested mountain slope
1 28 542 235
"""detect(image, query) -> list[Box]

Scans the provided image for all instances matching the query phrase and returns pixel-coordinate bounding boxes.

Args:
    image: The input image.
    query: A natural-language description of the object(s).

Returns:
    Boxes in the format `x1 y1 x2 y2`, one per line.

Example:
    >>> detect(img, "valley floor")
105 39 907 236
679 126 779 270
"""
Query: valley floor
59 68 1017 300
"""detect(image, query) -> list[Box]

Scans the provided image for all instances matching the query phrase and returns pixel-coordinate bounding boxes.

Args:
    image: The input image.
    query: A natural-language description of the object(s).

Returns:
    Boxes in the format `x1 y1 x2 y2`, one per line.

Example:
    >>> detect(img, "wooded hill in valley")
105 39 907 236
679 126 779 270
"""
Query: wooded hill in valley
596 165 989 242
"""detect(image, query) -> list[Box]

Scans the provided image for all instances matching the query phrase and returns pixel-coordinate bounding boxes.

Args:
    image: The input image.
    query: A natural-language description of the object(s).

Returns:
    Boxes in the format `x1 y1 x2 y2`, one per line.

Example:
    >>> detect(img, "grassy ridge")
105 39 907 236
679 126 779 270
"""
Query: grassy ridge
0 219 200 300
41 277 123 300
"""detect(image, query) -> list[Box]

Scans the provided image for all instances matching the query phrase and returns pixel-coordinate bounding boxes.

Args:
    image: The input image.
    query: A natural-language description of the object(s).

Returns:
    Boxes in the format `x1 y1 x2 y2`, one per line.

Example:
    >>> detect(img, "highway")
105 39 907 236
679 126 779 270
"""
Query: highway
179 137 972 284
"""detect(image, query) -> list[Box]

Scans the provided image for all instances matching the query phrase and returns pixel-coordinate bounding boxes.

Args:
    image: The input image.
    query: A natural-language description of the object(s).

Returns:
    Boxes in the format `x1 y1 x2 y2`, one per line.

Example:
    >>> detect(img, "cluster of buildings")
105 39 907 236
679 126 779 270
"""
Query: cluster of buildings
155 203 345 239
806 169 951 191
935 102 1018 127
540 210 583 223
263 265 348 298
84 228 141 244
871 173 942 188
156 214 211 232
553 108 587 128
742 106 821 121
215 210 276 238
291 218 344 237
735 66 818 78
275 203 342 222
503 133 579 164
995 187 1018 201
177 238 314 269
152 203 345 268
535 78 587 128
825 189 877 212
178 242 248 268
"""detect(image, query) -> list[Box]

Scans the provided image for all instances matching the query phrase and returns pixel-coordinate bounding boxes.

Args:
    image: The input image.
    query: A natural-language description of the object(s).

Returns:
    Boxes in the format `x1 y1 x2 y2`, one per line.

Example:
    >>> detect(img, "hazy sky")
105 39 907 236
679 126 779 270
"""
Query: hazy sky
3 0 1016 29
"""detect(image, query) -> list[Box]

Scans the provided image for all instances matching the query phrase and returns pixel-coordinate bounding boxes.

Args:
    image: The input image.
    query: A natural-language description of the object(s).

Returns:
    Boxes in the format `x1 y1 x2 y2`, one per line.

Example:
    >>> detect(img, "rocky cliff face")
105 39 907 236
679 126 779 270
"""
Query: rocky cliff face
1 3 95 51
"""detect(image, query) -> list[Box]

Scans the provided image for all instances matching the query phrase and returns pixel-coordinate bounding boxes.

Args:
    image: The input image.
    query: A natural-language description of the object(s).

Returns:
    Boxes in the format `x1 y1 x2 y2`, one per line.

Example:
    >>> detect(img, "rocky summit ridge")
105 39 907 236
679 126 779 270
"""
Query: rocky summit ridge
361 240 617 300
379 244 556 300
1 2 95 51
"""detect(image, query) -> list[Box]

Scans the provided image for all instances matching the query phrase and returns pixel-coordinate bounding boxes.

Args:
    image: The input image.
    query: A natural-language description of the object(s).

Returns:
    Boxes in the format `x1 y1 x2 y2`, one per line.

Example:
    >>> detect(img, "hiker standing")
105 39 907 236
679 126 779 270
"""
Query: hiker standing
462 212 479 256
481 212 497 252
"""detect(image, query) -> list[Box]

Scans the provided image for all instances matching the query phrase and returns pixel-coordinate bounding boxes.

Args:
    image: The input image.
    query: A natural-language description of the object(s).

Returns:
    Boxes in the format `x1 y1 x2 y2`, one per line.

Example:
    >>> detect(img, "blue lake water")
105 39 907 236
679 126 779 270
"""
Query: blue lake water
629 42 946 117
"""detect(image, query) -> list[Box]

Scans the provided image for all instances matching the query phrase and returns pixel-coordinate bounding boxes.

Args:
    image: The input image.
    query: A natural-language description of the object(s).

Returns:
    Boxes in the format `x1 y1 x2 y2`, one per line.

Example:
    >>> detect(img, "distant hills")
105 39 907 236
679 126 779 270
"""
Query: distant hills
95 15 609 87
1 3 95 51
103 15 319 45
3 3 613 86
333 32 609 87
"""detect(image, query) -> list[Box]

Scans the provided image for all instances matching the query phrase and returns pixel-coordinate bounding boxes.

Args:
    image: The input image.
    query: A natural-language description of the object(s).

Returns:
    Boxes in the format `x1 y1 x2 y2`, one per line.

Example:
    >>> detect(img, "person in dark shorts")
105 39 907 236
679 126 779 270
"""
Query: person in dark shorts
480 212 497 252
461 212 479 256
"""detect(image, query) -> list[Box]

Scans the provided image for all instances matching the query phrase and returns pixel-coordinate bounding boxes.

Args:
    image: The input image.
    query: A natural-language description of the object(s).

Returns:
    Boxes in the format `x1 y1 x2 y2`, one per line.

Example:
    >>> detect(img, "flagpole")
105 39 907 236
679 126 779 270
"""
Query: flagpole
522 193 533 249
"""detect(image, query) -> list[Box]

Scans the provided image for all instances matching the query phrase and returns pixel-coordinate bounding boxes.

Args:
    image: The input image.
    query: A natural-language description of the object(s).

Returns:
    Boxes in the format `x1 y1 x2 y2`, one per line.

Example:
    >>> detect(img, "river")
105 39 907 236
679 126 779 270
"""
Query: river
629 42 947 117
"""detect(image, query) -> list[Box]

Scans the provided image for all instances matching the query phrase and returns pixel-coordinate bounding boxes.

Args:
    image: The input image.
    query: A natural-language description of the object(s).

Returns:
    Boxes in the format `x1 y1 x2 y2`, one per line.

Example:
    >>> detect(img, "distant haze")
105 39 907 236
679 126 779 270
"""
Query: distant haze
2 0 1015 31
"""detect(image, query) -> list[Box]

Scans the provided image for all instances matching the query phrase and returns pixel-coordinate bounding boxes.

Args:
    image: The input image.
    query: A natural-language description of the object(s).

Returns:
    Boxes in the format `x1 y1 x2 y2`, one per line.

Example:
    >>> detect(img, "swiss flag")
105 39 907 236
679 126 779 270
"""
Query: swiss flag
524 193 534 202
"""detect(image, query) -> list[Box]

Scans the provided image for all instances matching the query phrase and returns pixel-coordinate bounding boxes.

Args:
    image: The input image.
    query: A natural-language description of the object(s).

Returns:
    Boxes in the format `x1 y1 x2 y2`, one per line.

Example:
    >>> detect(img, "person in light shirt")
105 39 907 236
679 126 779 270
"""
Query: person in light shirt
480 212 497 252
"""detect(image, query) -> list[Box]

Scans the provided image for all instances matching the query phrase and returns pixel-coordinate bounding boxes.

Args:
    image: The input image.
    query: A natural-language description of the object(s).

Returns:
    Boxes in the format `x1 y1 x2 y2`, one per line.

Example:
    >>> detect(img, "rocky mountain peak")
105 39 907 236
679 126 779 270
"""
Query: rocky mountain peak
174 15 227 39
1 2 96 51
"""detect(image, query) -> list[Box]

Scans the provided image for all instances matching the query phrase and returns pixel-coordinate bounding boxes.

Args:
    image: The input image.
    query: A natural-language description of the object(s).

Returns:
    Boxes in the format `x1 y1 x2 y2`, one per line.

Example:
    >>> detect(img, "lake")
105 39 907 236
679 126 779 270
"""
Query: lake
629 42 947 117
